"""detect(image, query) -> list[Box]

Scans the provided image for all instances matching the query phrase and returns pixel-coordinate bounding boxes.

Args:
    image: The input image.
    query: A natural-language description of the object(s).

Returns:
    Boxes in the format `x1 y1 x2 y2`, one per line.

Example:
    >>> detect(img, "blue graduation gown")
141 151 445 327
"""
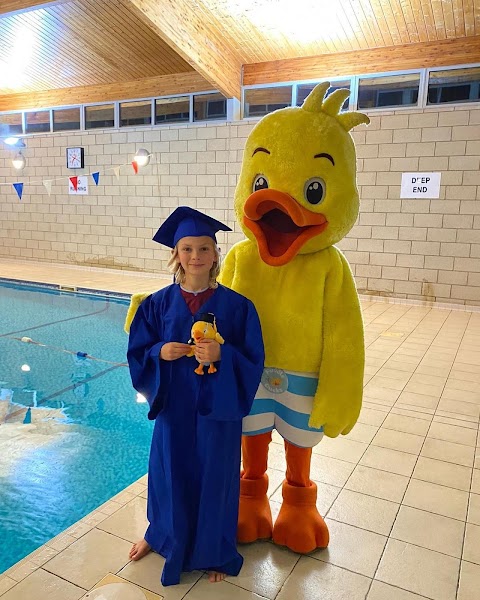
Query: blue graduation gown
127 284 264 586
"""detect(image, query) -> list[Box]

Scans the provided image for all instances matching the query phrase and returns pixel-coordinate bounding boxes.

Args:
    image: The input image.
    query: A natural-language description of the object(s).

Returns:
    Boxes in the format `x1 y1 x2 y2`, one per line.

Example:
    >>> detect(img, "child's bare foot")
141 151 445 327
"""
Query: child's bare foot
129 539 151 561
208 571 226 583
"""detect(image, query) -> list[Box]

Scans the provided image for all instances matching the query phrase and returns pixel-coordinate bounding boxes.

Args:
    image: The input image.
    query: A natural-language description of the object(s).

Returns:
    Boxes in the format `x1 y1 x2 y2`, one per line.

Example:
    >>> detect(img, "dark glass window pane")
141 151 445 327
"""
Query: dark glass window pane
193 93 227 121
0 112 23 135
296 81 350 109
358 74 420 109
25 110 50 133
155 97 190 124
52 107 81 132
427 67 480 105
85 104 115 129
244 86 292 117
441 85 470 103
120 100 151 127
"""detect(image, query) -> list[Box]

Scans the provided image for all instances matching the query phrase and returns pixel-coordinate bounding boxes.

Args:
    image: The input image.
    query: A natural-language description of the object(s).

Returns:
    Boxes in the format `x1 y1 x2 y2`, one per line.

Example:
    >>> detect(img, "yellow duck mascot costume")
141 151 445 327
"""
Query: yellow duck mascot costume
219 82 369 554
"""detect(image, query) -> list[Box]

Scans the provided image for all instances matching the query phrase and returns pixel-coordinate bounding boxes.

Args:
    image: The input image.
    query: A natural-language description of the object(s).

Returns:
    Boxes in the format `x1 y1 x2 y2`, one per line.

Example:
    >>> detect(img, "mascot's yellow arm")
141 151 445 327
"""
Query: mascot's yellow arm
220 242 364 438
309 250 364 436
124 292 151 333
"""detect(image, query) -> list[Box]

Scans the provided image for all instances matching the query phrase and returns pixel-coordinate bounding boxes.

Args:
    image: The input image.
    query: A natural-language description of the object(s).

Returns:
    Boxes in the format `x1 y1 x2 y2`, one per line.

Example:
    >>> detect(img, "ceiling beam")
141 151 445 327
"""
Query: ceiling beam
0 1 70 17
0 72 212 111
244 37 480 86
126 0 243 100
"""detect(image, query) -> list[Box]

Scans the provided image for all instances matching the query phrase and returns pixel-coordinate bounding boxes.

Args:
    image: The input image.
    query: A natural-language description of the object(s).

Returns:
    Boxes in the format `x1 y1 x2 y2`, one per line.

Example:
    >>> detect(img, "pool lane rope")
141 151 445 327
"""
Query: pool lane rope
15 336 128 367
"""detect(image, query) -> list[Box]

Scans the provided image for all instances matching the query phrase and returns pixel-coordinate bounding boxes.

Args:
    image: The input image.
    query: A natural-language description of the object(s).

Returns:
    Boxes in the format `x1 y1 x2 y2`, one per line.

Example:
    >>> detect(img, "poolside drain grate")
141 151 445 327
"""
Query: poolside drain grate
58 284 77 292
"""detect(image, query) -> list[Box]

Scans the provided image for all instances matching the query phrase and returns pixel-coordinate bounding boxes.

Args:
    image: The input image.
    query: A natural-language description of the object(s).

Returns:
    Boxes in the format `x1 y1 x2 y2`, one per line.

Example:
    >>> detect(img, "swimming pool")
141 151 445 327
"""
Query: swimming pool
0 281 153 573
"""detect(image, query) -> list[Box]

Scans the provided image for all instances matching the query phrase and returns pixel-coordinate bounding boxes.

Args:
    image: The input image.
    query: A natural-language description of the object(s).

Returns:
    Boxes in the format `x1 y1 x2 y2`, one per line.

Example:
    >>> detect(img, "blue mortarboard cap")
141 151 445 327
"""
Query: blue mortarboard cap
152 206 232 248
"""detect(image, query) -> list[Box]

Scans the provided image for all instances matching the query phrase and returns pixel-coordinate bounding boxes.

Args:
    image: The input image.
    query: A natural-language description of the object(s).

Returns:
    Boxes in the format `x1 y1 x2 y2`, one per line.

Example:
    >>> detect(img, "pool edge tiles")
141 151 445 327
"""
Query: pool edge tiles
0 278 132 301
0 475 148 582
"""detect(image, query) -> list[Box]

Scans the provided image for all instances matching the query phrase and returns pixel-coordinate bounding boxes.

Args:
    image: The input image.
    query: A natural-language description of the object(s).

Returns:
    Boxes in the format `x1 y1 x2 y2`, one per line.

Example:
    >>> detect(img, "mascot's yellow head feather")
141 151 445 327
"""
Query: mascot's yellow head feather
234 82 369 266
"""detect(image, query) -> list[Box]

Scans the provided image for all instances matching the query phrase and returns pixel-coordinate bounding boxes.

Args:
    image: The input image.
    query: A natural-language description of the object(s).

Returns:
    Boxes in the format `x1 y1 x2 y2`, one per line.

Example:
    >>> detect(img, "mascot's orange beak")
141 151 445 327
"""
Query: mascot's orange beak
243 189 328 266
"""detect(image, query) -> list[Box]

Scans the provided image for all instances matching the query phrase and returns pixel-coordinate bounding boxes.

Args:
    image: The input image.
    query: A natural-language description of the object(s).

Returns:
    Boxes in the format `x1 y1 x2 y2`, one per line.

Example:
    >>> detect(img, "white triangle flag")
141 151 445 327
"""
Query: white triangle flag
113 166 121 180
43 180 53 196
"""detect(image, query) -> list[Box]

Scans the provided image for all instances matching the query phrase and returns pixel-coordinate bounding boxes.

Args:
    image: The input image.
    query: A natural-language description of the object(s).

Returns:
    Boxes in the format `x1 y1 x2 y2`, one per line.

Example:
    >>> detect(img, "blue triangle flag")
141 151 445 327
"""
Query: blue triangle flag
92 172 100 186
13 182 23 200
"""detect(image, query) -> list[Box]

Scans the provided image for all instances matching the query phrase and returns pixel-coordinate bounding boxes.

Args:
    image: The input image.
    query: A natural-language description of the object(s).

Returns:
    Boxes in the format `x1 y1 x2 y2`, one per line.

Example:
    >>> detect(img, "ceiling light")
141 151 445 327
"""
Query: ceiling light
133 148 151 168
227 0 345 44
12 152 26 170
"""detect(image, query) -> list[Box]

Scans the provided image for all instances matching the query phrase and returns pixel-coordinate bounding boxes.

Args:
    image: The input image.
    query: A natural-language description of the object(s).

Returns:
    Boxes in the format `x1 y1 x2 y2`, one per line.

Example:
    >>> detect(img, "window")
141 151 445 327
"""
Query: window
427 67 480 105
296 81 351 109
25 110 50 133
358 73 420 109
193 93 227 121
0 112 23 135
0 62 477 140
52 107 81 132
244 86 292 117
85 104 115 129
120 100 152 127
155 97 190 124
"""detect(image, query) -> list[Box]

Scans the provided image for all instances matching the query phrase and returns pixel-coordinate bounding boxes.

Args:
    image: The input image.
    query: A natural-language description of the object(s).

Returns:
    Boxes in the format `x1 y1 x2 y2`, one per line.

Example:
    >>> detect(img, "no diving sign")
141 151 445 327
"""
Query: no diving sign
401 172 441 198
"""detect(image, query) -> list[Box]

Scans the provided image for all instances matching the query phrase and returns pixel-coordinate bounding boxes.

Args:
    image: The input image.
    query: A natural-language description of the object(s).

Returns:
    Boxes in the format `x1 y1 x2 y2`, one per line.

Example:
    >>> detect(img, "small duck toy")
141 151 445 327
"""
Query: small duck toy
187 312 225 375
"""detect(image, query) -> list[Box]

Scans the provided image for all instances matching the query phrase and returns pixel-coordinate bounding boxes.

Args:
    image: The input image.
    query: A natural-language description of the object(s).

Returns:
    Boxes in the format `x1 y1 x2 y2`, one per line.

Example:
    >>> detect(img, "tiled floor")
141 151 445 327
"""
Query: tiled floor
0 260 479 600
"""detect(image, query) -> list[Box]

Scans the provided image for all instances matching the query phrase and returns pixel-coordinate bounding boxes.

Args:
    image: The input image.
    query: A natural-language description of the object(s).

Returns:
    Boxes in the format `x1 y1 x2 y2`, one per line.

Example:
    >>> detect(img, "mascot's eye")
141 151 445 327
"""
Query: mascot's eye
253 174 269 192
304 177 326 205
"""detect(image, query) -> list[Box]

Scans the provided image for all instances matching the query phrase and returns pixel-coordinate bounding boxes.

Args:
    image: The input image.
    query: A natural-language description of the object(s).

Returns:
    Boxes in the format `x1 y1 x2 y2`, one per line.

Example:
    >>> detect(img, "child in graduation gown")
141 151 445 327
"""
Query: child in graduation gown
127 207 265 587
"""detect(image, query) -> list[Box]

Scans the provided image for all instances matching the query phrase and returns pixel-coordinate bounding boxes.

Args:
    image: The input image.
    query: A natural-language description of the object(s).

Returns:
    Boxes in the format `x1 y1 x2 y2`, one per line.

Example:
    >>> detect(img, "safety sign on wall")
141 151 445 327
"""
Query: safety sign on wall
400 172 441 198
68 175 89 195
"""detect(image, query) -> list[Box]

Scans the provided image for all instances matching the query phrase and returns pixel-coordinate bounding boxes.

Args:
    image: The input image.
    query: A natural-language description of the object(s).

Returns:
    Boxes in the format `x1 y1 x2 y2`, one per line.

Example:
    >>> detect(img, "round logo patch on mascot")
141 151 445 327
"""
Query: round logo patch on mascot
261 368 288 394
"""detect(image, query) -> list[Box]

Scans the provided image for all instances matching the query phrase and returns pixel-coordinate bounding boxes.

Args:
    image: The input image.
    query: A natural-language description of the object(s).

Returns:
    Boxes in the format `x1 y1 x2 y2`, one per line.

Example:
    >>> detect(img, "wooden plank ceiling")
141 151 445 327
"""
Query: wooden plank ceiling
0 0 478 109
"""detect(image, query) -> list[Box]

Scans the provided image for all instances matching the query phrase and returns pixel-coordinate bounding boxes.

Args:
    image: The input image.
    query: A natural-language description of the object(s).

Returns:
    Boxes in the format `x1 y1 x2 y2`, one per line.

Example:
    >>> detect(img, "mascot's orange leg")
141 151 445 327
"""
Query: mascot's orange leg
237 431 273 543
272 441 329 553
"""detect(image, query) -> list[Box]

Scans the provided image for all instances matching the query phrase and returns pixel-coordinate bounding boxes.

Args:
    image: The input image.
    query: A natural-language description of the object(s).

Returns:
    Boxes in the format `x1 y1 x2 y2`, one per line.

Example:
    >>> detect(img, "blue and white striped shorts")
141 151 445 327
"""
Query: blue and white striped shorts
242 368 324 448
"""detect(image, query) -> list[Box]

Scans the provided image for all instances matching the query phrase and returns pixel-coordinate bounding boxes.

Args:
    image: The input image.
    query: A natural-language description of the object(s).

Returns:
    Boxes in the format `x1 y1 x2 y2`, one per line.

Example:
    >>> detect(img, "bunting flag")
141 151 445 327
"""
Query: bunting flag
0 155 153 198
13 182 24 200
43 180 53 196
69 176 78 191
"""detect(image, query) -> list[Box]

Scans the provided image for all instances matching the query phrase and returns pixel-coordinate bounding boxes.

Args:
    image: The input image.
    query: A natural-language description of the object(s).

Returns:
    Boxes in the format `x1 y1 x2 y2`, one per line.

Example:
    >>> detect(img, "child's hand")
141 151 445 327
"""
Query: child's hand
161 342 191 361
194 339 221 363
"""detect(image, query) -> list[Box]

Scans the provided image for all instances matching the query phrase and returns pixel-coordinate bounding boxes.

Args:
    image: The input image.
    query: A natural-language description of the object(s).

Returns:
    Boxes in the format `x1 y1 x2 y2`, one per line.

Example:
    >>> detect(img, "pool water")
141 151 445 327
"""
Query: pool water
0 282 153 573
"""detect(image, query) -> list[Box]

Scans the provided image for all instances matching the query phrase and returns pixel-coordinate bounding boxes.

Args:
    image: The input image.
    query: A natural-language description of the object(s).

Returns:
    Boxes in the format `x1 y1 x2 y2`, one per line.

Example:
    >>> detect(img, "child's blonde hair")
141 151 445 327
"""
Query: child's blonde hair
167 239 221 288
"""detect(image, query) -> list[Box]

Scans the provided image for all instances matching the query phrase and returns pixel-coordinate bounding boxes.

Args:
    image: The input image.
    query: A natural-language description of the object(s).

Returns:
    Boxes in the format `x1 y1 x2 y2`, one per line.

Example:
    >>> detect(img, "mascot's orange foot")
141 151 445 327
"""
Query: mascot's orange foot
272 481 329 553
237 474 273 543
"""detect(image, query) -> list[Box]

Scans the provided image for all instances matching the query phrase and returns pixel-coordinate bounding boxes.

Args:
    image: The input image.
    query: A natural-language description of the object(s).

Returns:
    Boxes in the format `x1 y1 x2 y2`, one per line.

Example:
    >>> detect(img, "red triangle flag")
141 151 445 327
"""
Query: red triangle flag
69 176 78 191
132 161 139 174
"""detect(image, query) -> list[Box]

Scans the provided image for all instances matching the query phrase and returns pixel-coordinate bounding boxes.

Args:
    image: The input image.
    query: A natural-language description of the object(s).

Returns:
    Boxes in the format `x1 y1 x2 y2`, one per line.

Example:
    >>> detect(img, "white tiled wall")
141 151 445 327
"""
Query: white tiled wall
0 105 479 305
347 106 480 306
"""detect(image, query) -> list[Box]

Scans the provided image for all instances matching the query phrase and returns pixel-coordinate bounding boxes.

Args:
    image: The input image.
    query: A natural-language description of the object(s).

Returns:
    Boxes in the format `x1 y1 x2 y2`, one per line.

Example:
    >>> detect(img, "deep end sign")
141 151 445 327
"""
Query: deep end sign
401 172 441 198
